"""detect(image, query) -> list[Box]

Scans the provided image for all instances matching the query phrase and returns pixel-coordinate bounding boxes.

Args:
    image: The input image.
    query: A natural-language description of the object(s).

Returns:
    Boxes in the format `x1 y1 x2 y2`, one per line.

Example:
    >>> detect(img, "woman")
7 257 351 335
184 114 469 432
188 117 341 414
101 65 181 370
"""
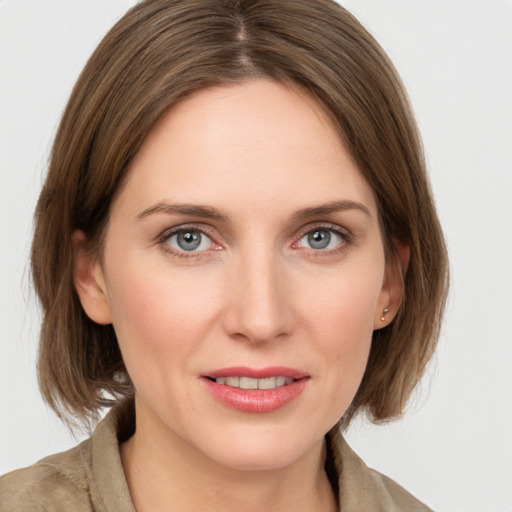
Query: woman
0 0 448 510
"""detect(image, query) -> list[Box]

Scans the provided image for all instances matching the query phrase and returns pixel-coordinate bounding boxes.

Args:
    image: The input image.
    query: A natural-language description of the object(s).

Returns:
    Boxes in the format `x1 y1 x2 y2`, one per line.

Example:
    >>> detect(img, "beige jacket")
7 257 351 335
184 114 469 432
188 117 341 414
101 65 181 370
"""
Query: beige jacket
0 407 433 511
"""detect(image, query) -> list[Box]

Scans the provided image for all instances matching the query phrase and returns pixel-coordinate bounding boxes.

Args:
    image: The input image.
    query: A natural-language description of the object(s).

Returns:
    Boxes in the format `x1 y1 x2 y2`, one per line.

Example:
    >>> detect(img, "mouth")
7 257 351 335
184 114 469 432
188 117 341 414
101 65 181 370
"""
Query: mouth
202 367 309 413
207 376 295 390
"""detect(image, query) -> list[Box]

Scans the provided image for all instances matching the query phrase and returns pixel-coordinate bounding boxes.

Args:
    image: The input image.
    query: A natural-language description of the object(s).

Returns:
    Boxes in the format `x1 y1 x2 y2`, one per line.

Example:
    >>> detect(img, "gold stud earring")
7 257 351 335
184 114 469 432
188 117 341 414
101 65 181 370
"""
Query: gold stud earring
380 307 390 322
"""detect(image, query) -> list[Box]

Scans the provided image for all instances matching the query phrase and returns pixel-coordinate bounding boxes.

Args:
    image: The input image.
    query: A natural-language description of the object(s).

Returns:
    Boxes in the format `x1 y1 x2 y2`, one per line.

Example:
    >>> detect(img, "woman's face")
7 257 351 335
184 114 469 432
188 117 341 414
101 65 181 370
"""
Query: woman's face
78 79 397 470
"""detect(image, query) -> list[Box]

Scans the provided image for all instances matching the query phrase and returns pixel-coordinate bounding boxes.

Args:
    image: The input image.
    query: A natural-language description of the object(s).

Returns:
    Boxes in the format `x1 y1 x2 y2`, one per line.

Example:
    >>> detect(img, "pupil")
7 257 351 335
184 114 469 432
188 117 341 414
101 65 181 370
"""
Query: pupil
178 231 201 250
308 230 330 249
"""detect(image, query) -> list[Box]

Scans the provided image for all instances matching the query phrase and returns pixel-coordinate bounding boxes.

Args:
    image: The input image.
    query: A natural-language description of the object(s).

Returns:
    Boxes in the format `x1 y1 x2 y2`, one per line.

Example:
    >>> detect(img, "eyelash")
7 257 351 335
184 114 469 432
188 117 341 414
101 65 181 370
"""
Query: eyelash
157 222 354 259
293 223 354 256
157 224 219 259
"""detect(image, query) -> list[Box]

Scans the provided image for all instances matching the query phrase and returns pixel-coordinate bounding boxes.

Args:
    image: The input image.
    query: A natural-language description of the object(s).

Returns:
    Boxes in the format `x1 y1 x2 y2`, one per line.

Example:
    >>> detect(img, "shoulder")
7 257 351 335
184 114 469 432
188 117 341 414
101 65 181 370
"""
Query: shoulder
367 468 434 511
0 439 94 512
0 407 136 512
329 428 434 511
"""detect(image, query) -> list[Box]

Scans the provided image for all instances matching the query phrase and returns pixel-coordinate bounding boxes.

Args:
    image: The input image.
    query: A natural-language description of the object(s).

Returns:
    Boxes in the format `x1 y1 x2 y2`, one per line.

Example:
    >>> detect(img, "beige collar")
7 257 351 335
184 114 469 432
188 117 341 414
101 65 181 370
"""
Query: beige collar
86 405 429 511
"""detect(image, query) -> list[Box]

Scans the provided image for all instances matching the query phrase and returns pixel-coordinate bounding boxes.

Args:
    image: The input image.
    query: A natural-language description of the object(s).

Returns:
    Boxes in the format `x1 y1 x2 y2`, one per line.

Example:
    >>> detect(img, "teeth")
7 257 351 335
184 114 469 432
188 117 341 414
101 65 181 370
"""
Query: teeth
258 377 277 390
214 376 294 389
225 376 239 387
239 377 258 390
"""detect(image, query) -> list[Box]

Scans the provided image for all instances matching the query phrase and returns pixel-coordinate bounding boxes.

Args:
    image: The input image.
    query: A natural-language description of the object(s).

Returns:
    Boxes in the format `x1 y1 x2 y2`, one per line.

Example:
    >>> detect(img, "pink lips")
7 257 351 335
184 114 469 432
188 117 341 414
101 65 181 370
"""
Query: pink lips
202 366 309 413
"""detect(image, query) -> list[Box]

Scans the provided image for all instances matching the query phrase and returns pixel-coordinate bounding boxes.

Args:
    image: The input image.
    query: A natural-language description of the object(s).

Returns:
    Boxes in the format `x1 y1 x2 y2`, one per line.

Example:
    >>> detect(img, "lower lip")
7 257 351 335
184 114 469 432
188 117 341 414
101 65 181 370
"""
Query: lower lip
202 378 308 413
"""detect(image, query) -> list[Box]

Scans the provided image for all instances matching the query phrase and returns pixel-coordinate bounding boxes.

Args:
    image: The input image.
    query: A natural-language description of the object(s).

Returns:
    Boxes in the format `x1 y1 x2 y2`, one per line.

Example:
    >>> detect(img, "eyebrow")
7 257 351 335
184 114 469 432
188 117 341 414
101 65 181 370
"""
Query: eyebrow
137 199 371 222
137 202 228 221
289 200 371 221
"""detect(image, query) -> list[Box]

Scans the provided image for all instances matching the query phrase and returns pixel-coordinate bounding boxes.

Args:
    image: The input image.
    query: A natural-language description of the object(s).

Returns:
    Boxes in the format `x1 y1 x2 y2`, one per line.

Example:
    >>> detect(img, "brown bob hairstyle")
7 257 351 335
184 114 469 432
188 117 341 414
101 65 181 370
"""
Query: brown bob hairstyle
32 0 448 428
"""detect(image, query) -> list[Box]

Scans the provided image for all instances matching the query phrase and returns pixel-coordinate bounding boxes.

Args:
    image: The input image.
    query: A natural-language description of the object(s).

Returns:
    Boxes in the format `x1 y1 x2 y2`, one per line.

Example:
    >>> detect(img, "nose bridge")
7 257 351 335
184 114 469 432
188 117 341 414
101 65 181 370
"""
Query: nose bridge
224 243 291 343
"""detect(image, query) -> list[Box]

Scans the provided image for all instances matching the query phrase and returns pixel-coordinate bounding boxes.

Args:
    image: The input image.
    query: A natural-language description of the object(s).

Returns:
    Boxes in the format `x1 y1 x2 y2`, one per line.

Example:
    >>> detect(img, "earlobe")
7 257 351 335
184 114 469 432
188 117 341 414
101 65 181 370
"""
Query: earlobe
71 230 112 325
374 241 410 329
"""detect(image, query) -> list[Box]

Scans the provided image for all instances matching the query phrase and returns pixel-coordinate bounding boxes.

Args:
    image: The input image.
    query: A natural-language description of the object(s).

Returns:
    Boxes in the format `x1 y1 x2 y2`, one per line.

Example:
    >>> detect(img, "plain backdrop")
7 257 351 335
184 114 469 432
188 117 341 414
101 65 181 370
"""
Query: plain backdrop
1 1 511 510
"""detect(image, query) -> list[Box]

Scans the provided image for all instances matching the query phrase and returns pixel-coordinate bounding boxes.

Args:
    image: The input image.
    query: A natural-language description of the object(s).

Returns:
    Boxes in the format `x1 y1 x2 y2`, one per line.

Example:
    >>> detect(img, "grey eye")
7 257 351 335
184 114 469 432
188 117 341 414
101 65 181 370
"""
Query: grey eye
300 229 342 250
167 230 212 252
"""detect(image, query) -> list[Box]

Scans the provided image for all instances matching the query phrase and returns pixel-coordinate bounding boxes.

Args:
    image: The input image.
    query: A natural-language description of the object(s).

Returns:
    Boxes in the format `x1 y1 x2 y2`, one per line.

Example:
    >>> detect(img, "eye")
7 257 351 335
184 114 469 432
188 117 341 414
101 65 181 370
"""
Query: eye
166 229 213 253
298 228 345 251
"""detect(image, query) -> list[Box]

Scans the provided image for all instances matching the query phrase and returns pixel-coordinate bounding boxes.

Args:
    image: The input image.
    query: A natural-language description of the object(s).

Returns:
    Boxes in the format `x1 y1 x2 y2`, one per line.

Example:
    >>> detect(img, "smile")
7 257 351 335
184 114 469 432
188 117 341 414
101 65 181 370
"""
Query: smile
202 367 309 413
212 376 295 389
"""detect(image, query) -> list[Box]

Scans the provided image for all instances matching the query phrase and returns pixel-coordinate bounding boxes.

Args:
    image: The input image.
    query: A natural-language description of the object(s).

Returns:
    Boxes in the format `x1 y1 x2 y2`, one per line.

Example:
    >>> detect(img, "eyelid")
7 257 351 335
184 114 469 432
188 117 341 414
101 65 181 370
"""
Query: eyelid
291 222 354 251
157 223 222 256
294 222 353 242
155 221 354 258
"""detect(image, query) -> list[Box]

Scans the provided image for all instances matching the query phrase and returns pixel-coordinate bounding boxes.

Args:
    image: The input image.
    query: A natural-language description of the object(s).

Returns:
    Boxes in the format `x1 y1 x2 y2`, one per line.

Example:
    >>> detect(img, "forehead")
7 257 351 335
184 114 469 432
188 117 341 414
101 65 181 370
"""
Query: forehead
118 79 377 217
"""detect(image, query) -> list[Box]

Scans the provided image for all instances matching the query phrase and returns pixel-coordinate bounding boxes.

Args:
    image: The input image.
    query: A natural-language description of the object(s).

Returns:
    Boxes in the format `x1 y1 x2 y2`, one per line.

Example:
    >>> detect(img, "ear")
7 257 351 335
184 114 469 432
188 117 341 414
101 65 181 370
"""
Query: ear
71 230 112 325
373 241 410 329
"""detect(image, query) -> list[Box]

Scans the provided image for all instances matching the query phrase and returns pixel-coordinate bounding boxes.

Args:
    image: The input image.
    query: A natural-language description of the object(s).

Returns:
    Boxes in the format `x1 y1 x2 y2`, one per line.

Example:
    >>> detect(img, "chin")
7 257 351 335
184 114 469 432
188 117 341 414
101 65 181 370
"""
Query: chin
194 423 326 472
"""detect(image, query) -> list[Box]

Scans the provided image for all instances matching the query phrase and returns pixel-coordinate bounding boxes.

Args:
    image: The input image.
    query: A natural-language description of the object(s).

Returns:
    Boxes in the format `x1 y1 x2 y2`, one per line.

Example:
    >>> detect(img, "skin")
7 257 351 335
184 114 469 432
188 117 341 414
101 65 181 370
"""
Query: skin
73 79 403 512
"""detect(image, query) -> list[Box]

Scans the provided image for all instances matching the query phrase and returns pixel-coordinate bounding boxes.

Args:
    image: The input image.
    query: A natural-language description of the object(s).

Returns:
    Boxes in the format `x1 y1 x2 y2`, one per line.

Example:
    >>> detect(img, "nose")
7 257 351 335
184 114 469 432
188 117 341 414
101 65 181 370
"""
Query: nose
222 250 293 344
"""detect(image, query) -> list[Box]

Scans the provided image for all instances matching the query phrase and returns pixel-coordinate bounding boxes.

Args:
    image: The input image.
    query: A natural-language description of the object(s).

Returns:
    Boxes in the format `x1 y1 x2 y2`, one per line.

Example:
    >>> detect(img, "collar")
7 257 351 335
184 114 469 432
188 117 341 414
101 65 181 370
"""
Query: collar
86 404 426 511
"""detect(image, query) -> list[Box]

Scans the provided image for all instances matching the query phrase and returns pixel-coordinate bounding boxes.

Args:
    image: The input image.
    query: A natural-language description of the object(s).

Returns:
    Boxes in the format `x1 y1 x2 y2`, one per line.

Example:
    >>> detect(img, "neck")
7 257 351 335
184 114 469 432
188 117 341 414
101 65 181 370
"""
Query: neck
120 402 337 512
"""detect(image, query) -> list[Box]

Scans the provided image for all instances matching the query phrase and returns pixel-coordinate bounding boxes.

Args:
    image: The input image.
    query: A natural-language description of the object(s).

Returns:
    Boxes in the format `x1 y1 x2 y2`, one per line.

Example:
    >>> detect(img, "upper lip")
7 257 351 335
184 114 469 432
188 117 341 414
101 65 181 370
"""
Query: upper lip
203 366 308 380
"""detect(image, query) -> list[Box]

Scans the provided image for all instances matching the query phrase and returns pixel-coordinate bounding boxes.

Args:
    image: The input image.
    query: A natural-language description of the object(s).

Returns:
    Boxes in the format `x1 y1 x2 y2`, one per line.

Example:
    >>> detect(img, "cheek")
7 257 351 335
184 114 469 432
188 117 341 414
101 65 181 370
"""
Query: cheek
105 259 221 367
297 262 383 342
314 288 375 375
295 263 383 398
